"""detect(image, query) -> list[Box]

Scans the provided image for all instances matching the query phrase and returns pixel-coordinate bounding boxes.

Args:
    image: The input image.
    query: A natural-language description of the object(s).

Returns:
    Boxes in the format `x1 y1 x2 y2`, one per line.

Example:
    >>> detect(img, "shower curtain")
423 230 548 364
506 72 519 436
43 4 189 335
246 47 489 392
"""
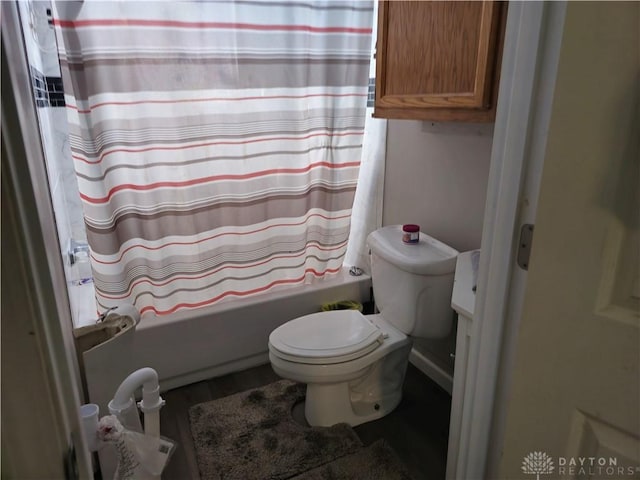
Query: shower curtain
53 1 373 316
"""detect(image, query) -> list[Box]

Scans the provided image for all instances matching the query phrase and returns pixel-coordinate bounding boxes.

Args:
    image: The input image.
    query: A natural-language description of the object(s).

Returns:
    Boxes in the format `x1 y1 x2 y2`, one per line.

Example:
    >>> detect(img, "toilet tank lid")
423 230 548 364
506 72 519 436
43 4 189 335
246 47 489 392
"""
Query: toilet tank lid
367 225 459 275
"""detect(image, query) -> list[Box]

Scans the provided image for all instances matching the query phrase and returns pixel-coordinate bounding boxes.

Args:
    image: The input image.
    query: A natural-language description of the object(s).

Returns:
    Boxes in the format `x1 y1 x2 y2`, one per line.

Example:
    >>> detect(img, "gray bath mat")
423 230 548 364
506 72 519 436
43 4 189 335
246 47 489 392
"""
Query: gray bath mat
188 379 363 480
291 439 414 480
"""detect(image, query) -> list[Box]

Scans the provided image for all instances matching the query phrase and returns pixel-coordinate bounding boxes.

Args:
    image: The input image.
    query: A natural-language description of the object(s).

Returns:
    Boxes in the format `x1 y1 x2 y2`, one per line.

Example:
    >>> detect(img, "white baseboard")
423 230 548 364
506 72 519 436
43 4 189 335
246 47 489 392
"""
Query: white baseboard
409 348 453 395
159 352 270 392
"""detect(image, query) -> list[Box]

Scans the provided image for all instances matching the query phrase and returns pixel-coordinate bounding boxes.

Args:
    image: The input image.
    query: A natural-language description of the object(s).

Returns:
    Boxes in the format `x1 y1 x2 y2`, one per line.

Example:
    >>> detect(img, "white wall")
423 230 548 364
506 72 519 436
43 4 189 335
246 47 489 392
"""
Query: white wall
382 119 494 385
382 120 494 253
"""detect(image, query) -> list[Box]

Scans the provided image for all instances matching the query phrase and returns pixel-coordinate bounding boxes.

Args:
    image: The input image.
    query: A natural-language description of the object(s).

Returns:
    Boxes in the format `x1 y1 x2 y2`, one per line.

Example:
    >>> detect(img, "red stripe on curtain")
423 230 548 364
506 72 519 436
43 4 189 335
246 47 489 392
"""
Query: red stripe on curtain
54 18 372 34
80 162 361 204
139 267 344 316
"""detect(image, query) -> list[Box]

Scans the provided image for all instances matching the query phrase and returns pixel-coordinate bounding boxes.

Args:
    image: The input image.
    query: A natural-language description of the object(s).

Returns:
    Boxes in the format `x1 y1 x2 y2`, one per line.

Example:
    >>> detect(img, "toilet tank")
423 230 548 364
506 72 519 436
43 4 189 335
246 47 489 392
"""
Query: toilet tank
367 226 459 338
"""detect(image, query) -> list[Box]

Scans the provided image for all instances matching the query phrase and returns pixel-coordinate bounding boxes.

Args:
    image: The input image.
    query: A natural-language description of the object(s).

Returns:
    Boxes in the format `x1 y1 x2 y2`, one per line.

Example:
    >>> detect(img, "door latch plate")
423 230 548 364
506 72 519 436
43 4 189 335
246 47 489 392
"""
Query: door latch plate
517 224 534 270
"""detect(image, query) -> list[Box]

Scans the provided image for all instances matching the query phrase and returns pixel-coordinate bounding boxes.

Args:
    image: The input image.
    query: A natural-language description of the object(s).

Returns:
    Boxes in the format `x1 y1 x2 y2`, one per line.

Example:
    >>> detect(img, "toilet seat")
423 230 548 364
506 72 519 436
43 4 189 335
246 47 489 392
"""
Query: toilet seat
269 310 384 365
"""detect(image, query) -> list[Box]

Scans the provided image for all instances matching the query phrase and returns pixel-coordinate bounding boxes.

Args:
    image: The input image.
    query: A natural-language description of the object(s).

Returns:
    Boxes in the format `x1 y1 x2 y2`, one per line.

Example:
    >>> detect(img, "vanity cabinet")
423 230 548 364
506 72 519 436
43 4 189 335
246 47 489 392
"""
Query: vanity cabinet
447 308 473 479
374 1 507 122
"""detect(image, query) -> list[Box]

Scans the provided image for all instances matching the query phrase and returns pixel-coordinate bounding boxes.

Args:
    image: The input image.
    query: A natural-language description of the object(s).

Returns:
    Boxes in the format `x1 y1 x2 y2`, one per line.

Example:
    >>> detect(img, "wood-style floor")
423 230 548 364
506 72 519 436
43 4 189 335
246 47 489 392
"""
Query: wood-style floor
160 363 451 480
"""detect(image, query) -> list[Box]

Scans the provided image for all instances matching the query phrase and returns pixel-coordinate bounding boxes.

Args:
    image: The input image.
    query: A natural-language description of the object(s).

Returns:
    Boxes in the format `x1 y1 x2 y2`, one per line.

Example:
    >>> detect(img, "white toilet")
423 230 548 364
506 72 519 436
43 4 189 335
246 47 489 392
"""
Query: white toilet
268 225 459 427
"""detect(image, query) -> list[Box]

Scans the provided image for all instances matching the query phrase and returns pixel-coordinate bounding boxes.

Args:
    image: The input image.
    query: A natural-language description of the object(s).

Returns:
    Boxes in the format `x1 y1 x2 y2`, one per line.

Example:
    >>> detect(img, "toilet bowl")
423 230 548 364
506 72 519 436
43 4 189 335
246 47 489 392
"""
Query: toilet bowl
268 225 459 427
269 310 413 426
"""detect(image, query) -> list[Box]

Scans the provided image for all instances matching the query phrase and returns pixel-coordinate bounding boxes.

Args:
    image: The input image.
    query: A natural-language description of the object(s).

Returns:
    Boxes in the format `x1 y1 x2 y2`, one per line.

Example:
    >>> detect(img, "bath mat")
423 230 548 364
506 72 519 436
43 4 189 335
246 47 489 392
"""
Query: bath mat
188 380 363 480
291 439 414 480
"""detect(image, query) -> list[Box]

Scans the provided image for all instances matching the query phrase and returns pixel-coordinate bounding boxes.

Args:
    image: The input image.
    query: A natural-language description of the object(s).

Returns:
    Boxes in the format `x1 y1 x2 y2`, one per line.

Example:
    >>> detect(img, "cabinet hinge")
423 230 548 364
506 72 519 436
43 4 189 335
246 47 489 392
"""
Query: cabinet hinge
517 224 534 270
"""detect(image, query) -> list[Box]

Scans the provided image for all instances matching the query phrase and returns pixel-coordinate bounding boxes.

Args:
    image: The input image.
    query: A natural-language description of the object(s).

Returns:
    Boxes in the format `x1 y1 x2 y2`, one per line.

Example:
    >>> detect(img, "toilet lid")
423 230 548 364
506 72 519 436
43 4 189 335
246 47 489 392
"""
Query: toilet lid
269 310 384 364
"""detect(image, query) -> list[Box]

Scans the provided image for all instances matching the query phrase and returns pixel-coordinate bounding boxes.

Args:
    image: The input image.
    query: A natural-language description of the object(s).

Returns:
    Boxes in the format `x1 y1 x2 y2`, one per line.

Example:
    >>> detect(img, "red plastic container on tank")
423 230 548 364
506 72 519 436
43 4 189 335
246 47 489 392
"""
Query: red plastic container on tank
402 224 420 244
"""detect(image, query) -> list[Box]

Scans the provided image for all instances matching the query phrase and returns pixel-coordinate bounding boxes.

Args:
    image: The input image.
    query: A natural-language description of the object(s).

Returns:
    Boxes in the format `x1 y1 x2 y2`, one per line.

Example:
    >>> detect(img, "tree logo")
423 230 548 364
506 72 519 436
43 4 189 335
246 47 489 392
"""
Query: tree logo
522 451 555 480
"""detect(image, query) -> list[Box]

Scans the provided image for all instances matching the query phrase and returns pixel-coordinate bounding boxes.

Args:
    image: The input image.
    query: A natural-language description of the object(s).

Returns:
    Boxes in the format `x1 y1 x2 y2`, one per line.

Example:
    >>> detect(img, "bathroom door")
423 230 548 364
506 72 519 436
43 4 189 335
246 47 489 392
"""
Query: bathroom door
498 2 639 478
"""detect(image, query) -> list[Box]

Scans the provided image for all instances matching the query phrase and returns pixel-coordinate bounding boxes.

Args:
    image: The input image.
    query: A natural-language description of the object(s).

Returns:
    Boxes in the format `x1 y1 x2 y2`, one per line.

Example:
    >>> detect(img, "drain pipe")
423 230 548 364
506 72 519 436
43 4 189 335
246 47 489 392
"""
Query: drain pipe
108 367 165 438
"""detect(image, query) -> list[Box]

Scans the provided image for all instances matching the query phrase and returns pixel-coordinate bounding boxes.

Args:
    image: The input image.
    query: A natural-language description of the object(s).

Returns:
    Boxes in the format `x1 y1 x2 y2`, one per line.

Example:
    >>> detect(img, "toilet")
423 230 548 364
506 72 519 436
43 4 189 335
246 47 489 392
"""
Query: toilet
268 225 459 427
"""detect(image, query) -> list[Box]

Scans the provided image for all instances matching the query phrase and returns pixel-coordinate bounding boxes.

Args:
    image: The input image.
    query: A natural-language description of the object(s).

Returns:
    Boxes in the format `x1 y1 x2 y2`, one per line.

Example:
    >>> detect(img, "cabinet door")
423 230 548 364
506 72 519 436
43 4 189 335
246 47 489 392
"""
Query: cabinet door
374 1 505 122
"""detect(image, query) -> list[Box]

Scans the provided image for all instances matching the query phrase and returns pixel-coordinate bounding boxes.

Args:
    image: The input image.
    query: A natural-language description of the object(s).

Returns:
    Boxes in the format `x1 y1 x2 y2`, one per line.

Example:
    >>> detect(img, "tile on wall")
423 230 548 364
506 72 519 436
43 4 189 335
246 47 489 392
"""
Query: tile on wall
30 66 65 108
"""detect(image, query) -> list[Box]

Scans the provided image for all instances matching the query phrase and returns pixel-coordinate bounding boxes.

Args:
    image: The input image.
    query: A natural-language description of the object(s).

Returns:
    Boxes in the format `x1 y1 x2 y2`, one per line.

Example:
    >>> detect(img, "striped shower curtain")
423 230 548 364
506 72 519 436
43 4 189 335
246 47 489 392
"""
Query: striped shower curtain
53 1 373 317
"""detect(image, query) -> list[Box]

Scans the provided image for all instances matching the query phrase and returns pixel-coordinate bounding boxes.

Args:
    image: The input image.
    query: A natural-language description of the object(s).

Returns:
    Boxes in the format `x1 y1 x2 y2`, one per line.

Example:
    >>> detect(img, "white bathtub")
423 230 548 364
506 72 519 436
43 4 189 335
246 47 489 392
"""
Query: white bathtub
79 268 372 414
140 269 372 389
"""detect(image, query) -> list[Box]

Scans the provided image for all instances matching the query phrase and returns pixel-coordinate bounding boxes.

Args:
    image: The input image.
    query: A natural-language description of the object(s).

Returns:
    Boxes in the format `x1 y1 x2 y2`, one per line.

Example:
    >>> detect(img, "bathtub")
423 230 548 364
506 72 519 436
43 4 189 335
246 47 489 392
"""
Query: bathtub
78 267 372 414
138 269 371 389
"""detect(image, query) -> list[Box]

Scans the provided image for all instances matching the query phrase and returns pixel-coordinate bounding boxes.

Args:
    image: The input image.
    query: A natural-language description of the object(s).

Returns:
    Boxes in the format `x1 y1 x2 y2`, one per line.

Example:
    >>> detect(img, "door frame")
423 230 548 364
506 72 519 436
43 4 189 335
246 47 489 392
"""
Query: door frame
459 2 568 478
1 2 92 477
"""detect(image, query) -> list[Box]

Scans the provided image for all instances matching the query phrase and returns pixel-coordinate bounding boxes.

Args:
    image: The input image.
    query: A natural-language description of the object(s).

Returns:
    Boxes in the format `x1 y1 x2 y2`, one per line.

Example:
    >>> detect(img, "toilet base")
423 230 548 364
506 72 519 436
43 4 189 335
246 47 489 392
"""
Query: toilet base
304 379 402 427
303 342 413 427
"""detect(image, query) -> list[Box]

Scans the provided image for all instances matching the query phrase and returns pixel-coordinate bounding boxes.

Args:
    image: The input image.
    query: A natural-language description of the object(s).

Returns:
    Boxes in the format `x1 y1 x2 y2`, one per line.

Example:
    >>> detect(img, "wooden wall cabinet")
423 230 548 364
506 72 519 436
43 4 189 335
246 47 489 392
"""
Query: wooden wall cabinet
374 1 507 122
